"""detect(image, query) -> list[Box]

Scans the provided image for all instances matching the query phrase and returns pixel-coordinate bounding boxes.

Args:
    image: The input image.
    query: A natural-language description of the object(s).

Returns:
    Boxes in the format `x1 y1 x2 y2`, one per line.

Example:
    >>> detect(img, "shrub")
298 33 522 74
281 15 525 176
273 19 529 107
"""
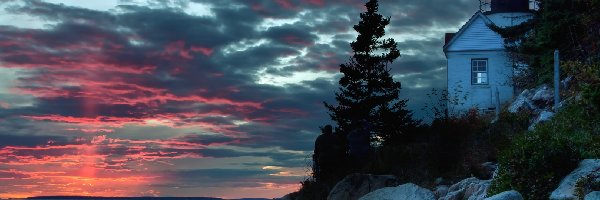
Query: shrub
562 61 600 111
483 109 531 161
489 105 600 200
575 174 600 199
292 178 330 200
426 109 490 178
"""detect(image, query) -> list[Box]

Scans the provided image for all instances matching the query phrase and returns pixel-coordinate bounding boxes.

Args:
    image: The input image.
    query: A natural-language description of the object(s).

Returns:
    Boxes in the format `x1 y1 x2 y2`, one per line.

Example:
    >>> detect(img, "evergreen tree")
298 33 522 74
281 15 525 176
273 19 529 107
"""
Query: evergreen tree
324 0 417 145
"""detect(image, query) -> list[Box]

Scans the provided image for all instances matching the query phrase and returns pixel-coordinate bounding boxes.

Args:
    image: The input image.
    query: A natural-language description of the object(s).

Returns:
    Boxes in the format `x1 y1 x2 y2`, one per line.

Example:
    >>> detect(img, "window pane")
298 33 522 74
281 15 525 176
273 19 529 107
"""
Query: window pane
471 60 488 84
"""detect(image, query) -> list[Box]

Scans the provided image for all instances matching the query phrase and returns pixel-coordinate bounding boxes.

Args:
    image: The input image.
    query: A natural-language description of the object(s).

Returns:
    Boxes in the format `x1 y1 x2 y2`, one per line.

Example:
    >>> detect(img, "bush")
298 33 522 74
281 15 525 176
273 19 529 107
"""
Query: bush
489 105 600 200
562 61 600 111
375 109 492 185
426 109 490 178
292 178 330 200
483 109 531 161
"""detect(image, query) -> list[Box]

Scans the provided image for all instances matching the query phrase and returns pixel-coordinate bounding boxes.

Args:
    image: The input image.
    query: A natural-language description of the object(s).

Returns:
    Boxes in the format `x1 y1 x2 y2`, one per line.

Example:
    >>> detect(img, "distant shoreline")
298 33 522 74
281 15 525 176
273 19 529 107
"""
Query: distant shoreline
2 196 271 200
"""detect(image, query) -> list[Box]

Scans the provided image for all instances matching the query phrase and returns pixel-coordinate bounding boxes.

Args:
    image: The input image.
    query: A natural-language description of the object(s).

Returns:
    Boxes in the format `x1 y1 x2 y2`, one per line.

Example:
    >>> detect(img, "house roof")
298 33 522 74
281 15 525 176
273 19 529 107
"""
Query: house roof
443 11 495 52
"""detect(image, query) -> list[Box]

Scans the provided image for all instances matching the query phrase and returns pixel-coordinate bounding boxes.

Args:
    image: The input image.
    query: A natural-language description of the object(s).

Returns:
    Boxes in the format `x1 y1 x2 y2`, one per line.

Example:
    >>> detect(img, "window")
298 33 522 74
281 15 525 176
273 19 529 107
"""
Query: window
472 59 488 85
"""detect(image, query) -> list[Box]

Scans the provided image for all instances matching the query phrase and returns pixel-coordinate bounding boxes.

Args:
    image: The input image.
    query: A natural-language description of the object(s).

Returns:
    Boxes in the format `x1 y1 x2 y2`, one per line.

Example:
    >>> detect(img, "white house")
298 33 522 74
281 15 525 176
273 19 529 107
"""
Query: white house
443 0 535 114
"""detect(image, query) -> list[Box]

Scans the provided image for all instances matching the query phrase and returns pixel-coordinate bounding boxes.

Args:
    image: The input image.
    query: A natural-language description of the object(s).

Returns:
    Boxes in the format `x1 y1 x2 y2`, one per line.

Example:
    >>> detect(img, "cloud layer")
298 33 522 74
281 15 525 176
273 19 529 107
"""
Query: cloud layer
0 0 476 198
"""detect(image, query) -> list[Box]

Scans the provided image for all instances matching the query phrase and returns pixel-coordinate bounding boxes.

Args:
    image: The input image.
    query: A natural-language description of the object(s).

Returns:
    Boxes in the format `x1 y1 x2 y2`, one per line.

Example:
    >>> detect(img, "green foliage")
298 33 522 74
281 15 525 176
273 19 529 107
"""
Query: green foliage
490 0 600 88
483 110 531 161
489 2 600 195
575 174 600 199
323 0 418 145
489 105 600 200
418 90 531 180
291 178 329 200
563 61 600 111
431 109 488 168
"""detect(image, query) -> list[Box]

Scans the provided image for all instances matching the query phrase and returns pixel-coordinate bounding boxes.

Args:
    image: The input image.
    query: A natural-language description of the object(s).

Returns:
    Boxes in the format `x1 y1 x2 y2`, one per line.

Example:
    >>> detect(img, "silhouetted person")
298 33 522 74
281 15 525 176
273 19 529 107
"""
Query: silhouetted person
313 125 346 184
347 120 372 172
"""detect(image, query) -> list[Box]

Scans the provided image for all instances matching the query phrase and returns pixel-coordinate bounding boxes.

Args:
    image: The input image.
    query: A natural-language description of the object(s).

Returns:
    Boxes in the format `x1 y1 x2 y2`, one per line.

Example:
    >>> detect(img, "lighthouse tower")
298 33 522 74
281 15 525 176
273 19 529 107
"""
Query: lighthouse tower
483 0 535 27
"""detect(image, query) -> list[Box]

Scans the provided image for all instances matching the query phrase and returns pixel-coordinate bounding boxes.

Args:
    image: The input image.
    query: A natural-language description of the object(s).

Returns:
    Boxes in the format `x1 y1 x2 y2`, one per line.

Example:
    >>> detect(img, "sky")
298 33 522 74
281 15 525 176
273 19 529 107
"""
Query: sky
0 0 477 198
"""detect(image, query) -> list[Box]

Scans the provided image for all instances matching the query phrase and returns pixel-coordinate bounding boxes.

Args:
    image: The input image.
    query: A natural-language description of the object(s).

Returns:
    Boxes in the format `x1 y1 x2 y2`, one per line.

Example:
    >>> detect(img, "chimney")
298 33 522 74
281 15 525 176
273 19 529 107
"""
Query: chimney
445 33 455 46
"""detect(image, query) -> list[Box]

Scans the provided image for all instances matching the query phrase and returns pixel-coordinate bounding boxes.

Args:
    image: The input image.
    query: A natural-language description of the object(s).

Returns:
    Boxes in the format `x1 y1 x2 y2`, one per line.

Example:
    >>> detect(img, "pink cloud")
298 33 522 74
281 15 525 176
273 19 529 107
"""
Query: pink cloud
161 41 215 60
190 46 214 56
275 0 296 10
0 101 10 109
282 35 314 46
303 0 324 6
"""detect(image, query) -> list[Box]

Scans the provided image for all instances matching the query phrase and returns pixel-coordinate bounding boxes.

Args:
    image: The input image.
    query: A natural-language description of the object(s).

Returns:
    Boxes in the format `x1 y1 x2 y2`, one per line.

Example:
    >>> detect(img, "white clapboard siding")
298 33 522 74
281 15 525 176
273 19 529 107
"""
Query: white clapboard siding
444 11 532 114
446 14 504 52
446 51 514 114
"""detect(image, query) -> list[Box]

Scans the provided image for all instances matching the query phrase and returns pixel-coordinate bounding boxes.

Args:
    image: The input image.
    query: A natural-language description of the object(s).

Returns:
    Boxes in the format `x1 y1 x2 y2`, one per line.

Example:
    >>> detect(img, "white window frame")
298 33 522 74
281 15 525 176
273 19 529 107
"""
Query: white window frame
471 59 488 85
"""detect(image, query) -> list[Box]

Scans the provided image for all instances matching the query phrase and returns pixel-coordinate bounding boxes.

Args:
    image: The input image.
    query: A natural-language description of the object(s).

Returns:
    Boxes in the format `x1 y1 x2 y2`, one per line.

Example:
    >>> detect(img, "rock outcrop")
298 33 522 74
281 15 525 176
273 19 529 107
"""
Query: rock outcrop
585 191 600 200
327 173 398 200
528 110 555 130
439 177 490 200
508 85 564 131
358 183 435 200
550 159 600 200
434 185 450 199
484 190 523 200
508 89 536 113
531 85 554 106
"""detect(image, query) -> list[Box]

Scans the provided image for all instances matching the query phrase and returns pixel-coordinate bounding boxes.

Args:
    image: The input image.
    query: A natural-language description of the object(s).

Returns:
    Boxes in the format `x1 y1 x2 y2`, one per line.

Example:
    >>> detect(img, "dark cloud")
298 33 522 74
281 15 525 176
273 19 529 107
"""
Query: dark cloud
157 168 300 188
0 134 68 148
0 0 476 197
383 0 478 29
6 0 117 25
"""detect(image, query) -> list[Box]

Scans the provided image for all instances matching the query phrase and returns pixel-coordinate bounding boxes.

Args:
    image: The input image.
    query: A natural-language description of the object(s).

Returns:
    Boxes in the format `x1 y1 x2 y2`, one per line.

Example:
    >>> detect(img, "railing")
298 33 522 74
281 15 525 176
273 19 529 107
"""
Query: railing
478 0 540 13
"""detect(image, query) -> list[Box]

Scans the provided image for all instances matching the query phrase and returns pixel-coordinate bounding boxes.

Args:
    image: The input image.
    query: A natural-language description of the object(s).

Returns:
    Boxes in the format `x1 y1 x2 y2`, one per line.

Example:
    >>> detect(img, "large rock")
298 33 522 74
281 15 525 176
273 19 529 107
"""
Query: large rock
439 177 490 200
531 85 554 106
435 185 450 198
359 183 435 200
509 89 536 113
550 159 600 200
585 191 600 200
327 173 398 200
484 190 523 200
528 110 555 131
561 76 573 90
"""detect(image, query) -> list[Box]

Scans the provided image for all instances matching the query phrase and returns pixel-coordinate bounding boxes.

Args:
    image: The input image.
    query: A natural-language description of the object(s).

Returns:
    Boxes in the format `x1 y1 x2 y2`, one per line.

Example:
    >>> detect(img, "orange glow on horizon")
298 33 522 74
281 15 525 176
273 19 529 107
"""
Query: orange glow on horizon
0 174 159 199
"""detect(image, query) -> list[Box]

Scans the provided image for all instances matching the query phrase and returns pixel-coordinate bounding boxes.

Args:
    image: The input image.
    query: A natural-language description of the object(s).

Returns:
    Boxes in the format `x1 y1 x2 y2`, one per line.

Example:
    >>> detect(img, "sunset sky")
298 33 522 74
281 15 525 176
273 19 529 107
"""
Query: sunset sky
0 0 477 198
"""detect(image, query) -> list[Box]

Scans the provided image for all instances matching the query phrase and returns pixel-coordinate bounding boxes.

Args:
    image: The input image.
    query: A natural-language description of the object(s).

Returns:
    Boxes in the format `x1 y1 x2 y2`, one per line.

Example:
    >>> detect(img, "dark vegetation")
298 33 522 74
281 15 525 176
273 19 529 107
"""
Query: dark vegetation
486 0 600 199
289 0 600 199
